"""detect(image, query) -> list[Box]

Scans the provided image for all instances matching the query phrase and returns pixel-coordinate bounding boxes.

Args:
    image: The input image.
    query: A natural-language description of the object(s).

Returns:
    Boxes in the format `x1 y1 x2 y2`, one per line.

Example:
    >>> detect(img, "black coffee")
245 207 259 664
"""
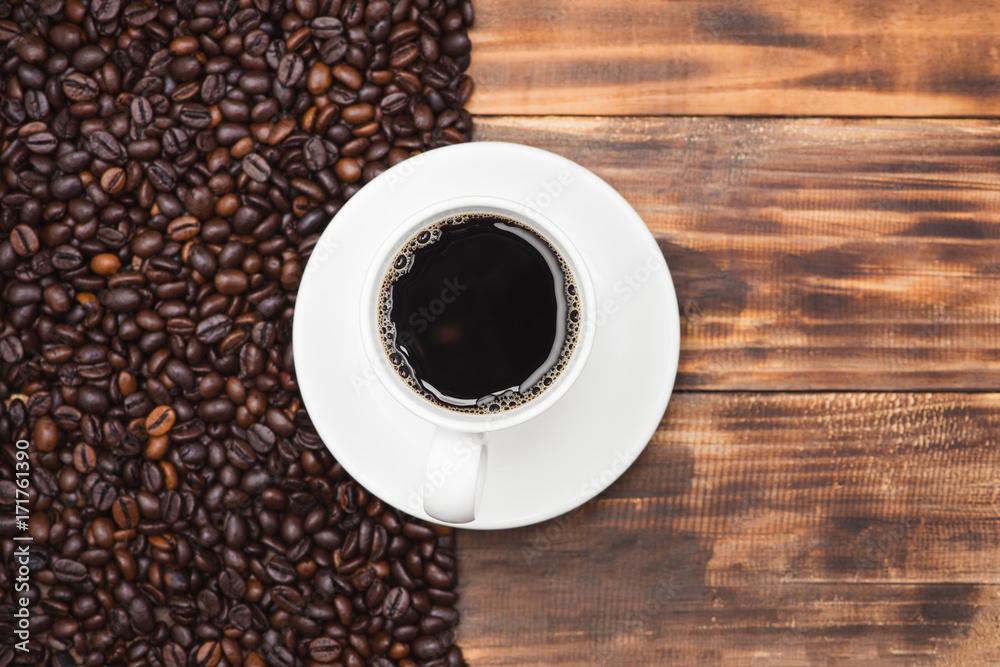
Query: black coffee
378 213 581 414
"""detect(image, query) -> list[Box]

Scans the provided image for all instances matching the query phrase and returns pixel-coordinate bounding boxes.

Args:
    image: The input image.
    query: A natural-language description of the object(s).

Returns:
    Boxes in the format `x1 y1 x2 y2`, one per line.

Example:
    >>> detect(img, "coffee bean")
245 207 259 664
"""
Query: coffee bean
91 0 122 21
50 174 83 200
272 585 305 613
53 558 89 583
197 397 236 422
147 159 178 190
10 225 40 256
335 157 361 182
383 586 410 620
62 72 100 101
309 637 343 663
112 496 140 529
442 30 472 57
25 131 58 154
277 53 305 87
100 167 126 194
242 154 271 182
319 36 349 63
0 336 24 363
179 103 213 129
146 405 177 436
101 287 142 313
89 131 126 162
195 314 233 344
91 481 118 511
218 567 246 599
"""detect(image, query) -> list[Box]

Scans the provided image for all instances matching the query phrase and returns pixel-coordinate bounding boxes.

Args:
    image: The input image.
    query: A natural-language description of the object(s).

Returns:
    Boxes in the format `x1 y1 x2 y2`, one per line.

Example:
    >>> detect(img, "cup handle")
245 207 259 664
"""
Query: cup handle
422 428 488 524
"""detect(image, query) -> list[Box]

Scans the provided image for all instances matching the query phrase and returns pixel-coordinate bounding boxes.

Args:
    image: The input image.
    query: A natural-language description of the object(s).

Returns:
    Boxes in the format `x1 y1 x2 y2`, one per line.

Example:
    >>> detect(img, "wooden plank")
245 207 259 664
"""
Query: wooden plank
474 116 1000 391
467 0 1000 117
456 392 1000 666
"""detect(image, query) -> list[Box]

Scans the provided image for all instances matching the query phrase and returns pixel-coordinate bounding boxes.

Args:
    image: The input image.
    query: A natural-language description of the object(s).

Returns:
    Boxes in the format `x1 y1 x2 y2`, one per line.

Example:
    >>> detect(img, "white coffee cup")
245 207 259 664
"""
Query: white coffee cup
358 195 596 523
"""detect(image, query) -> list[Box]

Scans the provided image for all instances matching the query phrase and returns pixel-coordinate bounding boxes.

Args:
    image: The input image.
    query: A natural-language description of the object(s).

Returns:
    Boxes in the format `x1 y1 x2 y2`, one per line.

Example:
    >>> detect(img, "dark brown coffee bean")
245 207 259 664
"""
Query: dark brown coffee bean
128 138 161 159
101 287 142 313
0 336 24 363
197 397 235 422
91 0 122 21
200 72 226 105
218 566 246 599
112 496 140 529
25 131 58 154
179 103 213 129
272 586 305 613
53 558 89 583
161 490 183 523
242 153 271 182
383 586 410 620
442 29 471 56
62 72 100 101
148 159 178 190
277 53 305 86
309 637 343 663
50 174 84 200
313 16 344 39
10 225 40 256
91 481 118 511
51 244 84 270
412 635 446 660
196 314 234 344
77 385 110 413
89 130 126 162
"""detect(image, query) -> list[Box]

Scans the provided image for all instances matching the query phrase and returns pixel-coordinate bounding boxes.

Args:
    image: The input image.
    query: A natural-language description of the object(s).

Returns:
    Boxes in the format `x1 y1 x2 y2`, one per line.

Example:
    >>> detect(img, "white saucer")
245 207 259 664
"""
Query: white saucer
293 142 680 529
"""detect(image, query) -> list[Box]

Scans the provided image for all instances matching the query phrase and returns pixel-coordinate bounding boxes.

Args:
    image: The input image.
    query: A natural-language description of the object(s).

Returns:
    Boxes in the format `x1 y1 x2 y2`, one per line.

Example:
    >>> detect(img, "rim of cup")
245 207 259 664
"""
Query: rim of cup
358 195 596 434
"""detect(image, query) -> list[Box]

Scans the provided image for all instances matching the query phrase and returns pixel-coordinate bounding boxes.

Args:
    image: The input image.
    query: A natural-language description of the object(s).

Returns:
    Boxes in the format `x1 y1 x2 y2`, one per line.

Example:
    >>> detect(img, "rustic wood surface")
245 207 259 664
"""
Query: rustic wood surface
458 394 1000 666
457 1 1000 665
466 0 1000 117
475 116 1000 392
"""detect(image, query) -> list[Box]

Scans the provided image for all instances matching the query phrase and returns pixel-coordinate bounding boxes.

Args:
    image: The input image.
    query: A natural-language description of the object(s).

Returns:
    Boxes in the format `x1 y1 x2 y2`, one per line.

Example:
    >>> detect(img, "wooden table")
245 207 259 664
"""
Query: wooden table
455 2 1000 664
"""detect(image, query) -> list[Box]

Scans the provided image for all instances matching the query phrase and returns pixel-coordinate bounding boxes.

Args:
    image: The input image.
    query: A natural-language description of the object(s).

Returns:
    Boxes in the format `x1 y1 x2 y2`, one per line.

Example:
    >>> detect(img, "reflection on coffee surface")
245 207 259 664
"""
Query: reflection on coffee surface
378 213 581 414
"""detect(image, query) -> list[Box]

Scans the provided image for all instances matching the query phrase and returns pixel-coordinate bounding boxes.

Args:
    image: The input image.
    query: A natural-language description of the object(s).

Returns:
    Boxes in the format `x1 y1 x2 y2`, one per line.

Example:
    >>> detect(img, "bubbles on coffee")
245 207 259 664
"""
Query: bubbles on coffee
377 212 581 415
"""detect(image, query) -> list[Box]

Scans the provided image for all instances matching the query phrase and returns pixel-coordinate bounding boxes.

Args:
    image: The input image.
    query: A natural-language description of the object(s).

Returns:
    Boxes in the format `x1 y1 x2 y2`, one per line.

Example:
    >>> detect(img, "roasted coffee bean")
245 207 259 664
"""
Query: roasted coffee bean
53 558 89 583
101 167 126 193
277 53 305 87
242 153 271 182
25 131 58 154
383 586 410 620
272 586 305 613
309 637 343 662
195 314 234 344
179 103 213 129
62 72 100 101
101 288 142 313
112 496 140 529
10 225 40 256
146 405 177 436
197 397 235 422
91 481 118 511
89 131 126 162
92 0 123 21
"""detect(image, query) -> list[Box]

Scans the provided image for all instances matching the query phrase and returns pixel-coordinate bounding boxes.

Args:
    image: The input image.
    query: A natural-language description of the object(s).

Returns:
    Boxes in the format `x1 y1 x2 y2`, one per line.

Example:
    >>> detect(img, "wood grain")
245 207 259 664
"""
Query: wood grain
456 392 1000 666
467 0 1000 116
474 116 1000 391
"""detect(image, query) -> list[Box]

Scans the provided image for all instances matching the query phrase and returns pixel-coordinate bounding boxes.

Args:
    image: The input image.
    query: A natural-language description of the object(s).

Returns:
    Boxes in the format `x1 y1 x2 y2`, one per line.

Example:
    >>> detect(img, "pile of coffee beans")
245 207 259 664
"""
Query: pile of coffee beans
0 0 474 664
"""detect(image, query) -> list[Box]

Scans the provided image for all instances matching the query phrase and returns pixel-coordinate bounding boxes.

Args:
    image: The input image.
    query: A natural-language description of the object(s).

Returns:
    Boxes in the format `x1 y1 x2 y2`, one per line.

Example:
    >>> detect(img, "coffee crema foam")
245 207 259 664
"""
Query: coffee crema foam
377 212 582 415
